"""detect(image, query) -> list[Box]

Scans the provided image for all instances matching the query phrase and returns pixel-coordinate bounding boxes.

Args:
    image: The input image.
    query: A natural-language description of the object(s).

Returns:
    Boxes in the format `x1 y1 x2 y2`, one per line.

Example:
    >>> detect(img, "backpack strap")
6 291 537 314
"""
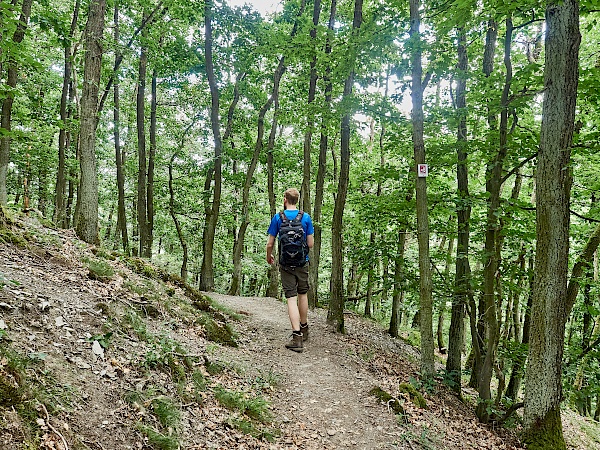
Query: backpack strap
279 211 288 224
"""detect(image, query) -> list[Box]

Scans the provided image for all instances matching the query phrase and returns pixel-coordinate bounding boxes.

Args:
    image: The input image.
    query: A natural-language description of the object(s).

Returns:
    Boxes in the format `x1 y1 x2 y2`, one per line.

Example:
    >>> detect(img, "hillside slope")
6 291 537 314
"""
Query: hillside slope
0 213 595 449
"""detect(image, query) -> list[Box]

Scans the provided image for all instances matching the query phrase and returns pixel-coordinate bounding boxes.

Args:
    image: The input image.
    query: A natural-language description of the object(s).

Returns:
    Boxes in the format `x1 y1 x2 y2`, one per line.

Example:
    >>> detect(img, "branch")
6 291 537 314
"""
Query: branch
513 17 544 30
495 402 524 425
422 71 432 91
570 210 600 223
565 222 600 319
98 3 167 114
500 152 537 184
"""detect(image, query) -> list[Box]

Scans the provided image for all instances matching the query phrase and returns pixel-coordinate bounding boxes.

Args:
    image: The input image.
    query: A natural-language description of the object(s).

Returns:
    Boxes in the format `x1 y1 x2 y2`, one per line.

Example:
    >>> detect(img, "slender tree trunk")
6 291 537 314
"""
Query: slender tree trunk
304 0 322 305
136 15 149 258
229 2 305 296
199 0 223 292
301 0 320 215
506 255 533 401
75 0 106 244
437 237 454 352
469 19 499 391
409 0 434 379
169 153 188 281
477 17 514 423
146 69 157 257
328 0 362 333
0 0 33 206
310 0 336 307
113 1 128 254
390 230 407 337
55 0 80 226
523 1 580 447
446 26 470 395
266 99 280 298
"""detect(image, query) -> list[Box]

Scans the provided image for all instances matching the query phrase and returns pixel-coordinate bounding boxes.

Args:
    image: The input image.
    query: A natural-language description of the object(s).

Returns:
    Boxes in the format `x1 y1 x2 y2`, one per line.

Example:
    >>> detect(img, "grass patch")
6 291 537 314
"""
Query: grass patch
227 417 280 442
84 257 115 281
214 386 271 423
137 424 179 450
150 397 180 429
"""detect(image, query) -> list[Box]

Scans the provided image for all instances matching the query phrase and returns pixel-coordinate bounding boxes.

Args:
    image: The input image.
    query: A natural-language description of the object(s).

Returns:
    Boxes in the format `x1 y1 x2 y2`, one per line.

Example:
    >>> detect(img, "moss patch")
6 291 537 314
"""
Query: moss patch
521 407 566 450
399 382 427 408
369 386 405 415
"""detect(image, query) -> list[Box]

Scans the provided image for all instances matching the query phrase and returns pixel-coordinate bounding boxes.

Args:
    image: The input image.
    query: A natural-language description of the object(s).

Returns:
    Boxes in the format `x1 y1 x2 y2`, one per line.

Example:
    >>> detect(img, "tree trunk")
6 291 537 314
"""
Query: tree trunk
390 230 407 337
409 0 434 379
199 0 223 292
523 1 580 447
75 0 106 244
477 17 514 423
169 153 188 281
229 2 305 296
266 100 280 298
301 0 320 215
55 0 80 226
146 69 157 257
136 14 149 258
446 26 470 396
310 0 336 307
328 0 362 334
113 1 128 254
304 0 322 305
437 237 454 352
0 0 33 206
506 255 533 401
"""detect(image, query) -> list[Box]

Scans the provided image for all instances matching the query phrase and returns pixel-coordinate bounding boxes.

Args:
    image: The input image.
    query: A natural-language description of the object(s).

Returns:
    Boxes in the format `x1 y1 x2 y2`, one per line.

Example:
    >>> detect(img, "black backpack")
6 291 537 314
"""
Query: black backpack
278 210 308 267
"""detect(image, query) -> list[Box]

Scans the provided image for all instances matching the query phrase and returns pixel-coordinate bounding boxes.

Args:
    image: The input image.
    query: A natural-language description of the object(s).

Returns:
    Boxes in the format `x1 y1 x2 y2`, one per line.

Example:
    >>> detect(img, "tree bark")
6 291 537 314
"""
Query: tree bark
113 1 128 254
523 1 580 447
147 69 157 256
75 0 106 244
409 0 434 379
310 0 336 308
390 230 407 337
199 0 223 292
446 26 470 396
55 0 80 226
136 13 149 257
0 0 33 206
477 17 514 422
328 0 362 334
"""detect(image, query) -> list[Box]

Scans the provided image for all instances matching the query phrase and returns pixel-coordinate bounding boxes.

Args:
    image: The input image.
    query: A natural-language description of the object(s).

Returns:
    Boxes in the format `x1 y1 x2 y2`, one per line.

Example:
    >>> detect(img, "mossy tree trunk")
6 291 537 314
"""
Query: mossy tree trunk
75 0 106 245
523 0 580 447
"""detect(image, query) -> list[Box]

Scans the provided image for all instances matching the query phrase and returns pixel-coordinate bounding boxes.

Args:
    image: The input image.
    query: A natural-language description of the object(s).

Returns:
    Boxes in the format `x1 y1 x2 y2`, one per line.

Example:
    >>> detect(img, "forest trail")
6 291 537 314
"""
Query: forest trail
0 218 573 449
207 293 523 450
209 293 408 449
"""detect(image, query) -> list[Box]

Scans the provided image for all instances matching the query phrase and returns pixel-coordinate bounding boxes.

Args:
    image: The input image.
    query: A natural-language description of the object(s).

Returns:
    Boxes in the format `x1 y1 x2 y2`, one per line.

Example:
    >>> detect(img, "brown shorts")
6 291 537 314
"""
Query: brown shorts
279 264 309 298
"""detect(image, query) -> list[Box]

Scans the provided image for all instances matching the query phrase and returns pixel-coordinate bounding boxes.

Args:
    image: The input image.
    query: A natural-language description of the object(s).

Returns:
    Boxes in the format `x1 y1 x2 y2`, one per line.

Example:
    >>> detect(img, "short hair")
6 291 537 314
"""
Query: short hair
284 188 300 205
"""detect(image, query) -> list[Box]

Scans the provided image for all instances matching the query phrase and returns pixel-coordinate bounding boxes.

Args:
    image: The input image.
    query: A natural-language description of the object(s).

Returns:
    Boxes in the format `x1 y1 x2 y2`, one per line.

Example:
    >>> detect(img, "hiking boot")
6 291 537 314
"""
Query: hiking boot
300 323 309 342
285 332 304 353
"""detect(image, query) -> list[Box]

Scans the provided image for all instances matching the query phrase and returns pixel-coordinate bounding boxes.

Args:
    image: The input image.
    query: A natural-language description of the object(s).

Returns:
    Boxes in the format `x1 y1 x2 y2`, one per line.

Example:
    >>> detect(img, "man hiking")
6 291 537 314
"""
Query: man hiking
266 188 314 352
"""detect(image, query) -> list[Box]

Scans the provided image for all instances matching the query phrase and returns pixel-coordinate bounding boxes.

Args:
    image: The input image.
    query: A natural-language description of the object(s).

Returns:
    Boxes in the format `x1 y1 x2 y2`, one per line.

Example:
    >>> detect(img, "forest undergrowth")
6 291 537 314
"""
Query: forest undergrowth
0 210 598 449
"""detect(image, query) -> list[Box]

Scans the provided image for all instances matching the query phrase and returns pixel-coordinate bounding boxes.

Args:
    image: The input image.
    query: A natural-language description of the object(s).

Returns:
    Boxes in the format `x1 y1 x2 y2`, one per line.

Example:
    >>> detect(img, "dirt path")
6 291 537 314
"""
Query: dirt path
209 293 411 450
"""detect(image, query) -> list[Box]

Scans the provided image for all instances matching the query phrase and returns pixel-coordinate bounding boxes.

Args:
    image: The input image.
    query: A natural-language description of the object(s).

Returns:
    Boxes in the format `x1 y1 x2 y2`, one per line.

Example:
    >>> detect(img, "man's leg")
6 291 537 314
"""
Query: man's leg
287 296 301 331
298 293 308 325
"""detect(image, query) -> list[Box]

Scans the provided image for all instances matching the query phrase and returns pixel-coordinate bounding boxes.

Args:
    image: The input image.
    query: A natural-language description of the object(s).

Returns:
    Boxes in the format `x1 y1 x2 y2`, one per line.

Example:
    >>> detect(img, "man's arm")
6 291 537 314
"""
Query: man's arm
266 234 276 265
307 234 314 249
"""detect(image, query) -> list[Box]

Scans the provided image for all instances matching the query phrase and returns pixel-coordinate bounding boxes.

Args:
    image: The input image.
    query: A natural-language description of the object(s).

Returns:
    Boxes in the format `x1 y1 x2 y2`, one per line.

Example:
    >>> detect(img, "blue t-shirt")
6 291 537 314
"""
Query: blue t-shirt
268 210 314 241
